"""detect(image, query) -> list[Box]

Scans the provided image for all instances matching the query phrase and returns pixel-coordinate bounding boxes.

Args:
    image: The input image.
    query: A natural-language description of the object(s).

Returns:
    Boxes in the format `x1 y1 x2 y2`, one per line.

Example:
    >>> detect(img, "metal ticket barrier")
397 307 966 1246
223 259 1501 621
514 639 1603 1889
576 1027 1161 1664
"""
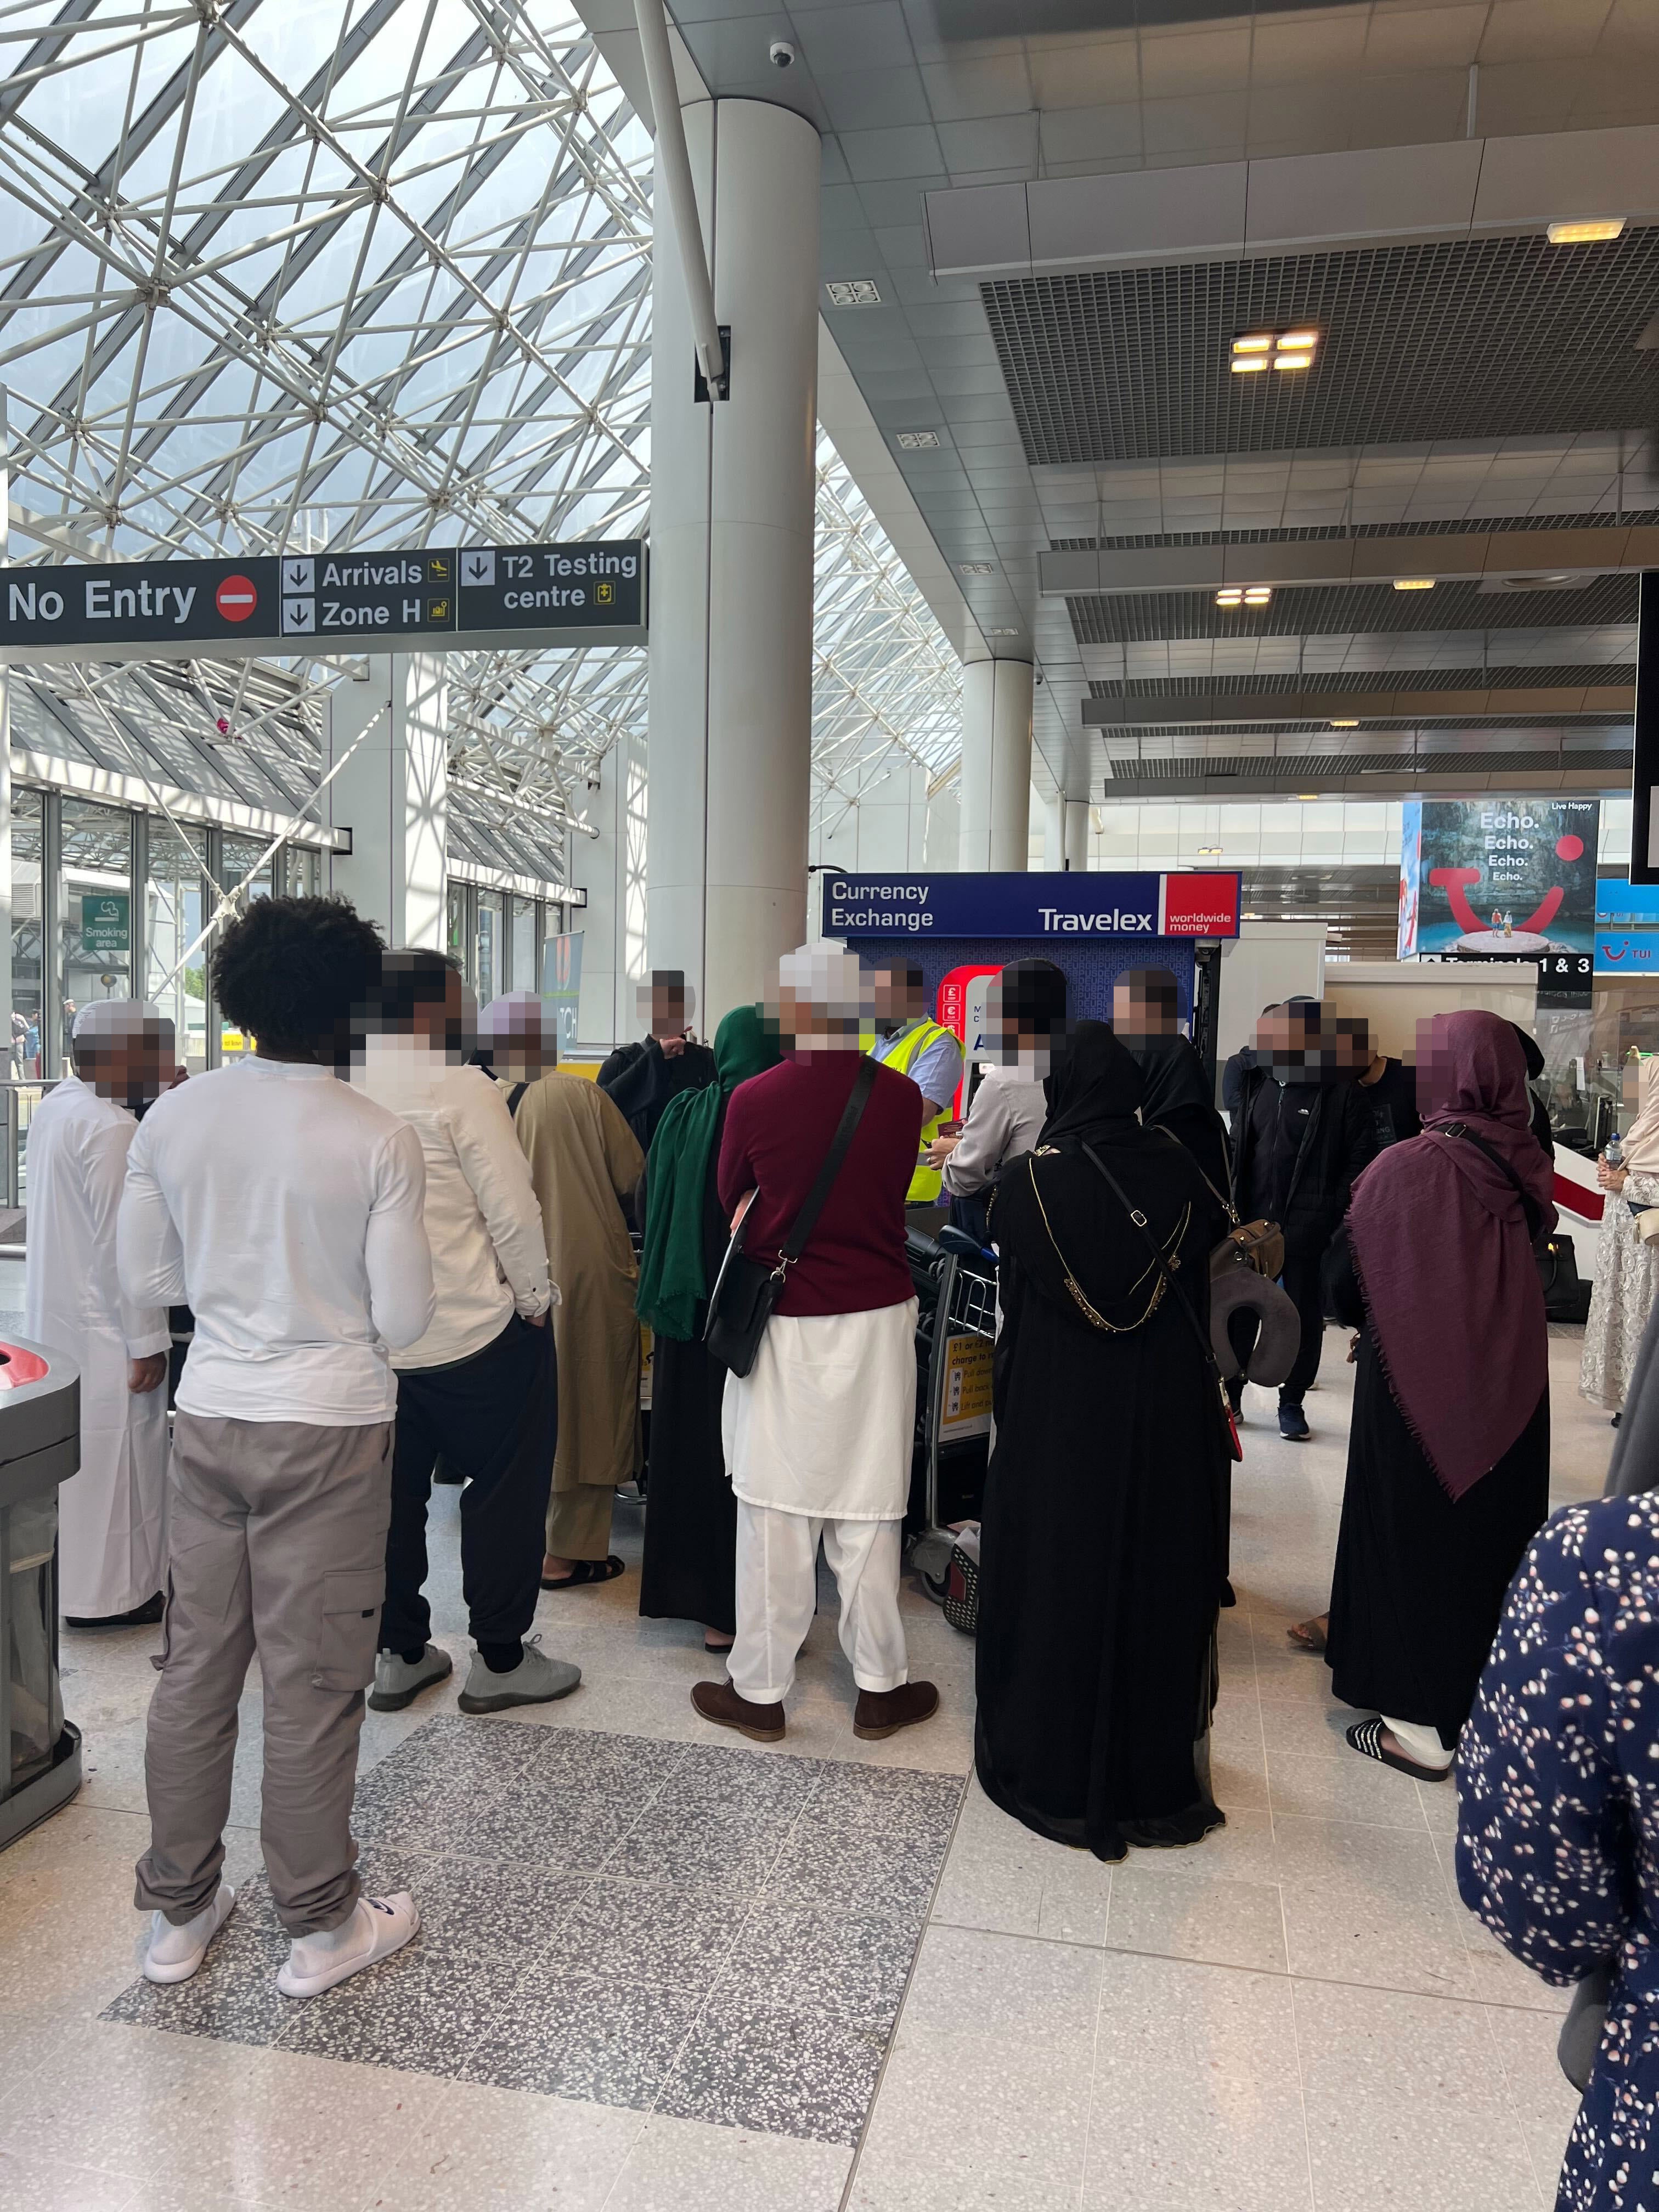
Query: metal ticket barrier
0 1335 82 1850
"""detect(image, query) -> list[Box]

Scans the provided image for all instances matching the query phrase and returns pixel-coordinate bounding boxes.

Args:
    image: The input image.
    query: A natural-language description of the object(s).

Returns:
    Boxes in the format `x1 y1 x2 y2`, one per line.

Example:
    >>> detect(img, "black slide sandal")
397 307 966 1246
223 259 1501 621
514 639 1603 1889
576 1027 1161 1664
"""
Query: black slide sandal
541 1555 625 1590
1346 1717 1451 1782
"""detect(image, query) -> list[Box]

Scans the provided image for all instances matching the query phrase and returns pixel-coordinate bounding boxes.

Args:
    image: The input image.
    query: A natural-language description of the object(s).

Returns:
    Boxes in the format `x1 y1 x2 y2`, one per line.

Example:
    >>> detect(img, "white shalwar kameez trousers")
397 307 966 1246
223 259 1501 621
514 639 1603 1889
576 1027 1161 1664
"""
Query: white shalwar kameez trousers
24 1078 171 1616
722 1297 919 1705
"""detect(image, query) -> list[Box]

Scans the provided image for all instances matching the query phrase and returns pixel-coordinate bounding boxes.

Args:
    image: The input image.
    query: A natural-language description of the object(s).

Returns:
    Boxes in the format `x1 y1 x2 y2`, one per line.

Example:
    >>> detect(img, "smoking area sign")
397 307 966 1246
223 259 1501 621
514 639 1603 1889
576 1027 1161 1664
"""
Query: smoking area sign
0 540 646 659
80 893 130 952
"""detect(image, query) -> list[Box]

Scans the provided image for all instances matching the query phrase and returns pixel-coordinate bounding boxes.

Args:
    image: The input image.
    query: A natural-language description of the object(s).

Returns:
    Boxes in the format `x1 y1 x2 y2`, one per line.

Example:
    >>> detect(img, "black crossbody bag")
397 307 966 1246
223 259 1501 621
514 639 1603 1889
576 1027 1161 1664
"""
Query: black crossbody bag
704 1057 879 1378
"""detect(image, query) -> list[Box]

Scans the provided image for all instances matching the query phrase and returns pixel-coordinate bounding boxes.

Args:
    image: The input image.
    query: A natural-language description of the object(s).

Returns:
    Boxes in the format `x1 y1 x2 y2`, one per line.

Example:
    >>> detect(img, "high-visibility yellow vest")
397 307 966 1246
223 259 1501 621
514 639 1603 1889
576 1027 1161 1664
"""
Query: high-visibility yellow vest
881 1017 956 1204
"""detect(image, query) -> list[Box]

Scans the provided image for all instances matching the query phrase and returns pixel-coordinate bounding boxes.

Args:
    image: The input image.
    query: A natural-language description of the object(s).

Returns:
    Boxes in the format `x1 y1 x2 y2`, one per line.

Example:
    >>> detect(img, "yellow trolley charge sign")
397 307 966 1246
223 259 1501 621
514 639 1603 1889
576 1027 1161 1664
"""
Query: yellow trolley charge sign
939 1331 992 1441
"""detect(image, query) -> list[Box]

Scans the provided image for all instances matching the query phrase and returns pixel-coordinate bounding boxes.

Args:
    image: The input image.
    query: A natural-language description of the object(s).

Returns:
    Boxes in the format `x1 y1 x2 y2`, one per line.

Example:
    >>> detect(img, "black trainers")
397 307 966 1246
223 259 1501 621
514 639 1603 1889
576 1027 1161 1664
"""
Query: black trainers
1278 1403 1311 1442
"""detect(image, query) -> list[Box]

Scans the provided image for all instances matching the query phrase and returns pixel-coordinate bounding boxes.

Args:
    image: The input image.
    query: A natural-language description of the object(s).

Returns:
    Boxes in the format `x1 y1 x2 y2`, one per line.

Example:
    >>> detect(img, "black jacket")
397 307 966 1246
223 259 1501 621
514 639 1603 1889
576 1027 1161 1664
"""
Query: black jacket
1232 1066 1378 1255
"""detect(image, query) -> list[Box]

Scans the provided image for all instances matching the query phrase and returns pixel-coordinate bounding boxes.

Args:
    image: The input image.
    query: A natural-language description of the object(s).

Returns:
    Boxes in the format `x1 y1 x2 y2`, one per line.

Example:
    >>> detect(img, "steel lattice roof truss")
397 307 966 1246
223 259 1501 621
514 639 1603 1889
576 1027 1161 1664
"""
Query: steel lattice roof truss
0 1 962 880
811 431 962 842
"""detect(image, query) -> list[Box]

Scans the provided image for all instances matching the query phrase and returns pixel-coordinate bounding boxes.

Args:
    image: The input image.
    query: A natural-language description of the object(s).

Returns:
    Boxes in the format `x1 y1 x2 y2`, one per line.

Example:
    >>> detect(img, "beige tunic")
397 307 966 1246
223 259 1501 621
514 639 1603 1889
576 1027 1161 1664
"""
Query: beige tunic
514 1074 644 1497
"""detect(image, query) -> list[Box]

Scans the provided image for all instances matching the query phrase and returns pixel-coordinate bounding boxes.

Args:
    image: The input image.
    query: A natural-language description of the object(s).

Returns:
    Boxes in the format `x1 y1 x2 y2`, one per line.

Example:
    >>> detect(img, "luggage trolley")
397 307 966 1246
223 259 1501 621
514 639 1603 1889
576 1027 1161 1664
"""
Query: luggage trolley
904 1226 997 1592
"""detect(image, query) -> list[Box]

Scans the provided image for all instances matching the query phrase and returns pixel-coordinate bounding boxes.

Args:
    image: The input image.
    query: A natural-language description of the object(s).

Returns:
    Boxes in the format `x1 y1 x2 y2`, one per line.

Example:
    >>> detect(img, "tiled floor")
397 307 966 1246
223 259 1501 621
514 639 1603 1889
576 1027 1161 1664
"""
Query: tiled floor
0 1317 1607 2210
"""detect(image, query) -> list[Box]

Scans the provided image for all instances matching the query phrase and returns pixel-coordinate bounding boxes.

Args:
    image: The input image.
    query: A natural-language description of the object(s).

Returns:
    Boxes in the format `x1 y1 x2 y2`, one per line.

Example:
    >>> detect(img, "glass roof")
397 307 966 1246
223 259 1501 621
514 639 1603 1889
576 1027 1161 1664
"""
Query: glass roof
0 0 960 878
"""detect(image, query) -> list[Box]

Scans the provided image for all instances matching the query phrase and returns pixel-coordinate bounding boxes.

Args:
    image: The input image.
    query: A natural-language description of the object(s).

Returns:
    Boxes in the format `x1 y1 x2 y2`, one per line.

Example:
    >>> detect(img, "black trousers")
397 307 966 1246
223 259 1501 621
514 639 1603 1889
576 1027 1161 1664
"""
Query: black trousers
379 1314 557 1655
1278 1247 1328 1406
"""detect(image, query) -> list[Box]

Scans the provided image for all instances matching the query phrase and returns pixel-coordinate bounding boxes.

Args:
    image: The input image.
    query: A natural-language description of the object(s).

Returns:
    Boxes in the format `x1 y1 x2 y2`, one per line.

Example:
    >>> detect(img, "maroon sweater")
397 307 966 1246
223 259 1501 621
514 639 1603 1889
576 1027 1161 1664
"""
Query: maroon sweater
716 1052 923 1317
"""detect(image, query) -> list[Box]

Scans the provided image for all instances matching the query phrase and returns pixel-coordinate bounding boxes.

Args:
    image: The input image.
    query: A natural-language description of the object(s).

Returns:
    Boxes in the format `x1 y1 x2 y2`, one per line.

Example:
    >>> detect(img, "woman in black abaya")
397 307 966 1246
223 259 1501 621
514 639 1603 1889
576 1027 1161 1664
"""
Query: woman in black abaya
975 1021 1232 1861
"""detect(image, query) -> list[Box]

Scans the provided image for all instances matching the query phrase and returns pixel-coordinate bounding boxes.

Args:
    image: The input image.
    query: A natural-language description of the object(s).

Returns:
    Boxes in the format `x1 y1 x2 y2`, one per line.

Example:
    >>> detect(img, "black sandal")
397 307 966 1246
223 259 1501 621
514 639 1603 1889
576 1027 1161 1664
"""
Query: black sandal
1346 1717 1451 1782
541 1555 625 1590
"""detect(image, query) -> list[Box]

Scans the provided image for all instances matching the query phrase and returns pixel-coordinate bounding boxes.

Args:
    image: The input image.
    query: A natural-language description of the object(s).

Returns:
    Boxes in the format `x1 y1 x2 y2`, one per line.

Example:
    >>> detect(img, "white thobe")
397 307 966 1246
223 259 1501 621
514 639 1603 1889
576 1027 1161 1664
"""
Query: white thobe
24 1078 171 1617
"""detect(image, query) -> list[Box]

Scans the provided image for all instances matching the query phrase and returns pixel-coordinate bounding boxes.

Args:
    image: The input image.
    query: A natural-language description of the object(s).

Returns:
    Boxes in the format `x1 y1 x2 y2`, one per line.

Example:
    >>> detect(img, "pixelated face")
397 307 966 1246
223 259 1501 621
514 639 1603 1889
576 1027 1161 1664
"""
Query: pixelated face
1261 1003 1346 1079
870 960 923 1026
1331 1015 1374 1073
636 972 692 1039
1625 1057 1644 1116
491 1002 553 1076
78 1013 175 1101
1111 979 1176 1036
768 950 870 1050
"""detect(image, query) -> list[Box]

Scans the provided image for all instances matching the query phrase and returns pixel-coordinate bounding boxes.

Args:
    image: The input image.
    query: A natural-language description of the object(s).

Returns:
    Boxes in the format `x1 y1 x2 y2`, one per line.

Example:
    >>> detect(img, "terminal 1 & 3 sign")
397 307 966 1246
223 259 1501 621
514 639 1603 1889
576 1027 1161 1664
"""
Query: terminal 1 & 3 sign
0 540 646 658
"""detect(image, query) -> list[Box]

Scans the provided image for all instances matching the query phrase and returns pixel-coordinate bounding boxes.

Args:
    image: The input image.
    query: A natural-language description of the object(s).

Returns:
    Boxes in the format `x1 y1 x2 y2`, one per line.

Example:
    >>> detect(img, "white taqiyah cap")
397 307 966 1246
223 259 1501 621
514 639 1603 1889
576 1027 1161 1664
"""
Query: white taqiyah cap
476 991 545 1041
71 997 168 1042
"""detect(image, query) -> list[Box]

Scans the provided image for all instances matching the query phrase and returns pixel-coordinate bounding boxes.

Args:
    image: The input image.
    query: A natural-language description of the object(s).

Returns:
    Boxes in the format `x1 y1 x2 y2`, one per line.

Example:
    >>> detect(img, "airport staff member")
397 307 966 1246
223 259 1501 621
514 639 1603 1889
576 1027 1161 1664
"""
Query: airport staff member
868 956 963 1205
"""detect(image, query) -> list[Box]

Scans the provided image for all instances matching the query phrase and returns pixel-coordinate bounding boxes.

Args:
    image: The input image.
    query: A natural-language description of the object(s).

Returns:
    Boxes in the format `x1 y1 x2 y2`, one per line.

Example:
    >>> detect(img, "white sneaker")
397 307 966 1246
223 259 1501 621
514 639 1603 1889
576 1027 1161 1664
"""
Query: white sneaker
142 1881 236 1985
275 1892 420 1999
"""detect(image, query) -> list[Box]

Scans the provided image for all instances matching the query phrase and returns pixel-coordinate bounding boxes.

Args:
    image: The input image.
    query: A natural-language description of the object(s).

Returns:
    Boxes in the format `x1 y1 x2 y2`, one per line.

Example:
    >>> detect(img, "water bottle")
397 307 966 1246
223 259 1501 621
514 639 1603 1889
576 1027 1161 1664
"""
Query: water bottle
1606 1130 1623 1171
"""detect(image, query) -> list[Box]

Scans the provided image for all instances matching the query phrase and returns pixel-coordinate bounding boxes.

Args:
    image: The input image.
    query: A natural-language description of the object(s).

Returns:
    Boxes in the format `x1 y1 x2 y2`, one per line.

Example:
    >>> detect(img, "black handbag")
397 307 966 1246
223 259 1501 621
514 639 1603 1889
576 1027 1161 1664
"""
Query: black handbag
704 1057 878 1378
1437 1123 1590 1323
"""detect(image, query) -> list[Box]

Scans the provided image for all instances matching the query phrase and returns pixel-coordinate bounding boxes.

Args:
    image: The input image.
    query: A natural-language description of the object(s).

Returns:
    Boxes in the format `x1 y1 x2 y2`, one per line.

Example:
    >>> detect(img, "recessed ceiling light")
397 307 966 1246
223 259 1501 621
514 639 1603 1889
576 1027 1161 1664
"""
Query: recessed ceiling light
1547 218 1625 245
1296 793 1320 800
1230 356 1269 374
985 627 1021 636
1197 845 1223 856
1279 330 1319 348
959 562 994 575
894 430 939 450
1216 588 1243 606
1393 577 1436 591
825 278 881 306
1273 352 1314 371
1232 334 1272 353
1330 719 1359 729
1243 586 1272 606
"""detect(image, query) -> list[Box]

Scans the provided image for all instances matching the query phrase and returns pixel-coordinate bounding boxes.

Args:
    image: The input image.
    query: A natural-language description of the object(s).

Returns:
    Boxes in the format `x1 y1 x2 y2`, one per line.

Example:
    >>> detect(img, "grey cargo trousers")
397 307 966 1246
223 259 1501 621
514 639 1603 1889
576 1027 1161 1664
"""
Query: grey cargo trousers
134 1413 393 1936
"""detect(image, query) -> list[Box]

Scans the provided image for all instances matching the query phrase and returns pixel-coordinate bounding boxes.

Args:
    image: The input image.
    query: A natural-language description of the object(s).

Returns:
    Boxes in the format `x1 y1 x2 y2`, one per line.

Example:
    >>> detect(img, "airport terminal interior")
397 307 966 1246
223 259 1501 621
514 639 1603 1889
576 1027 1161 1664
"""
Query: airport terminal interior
3 0 1659 2206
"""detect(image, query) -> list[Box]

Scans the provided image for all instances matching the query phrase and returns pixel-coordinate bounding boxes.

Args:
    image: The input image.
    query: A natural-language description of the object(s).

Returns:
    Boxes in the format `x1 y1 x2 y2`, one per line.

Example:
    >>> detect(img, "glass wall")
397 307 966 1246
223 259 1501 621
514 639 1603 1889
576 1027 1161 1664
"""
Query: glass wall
218 834 275 1061
55 799 133 1075
10 791 43 1079
475 893 504 1007
145 823 208 1075
509 895 535 995
447 883 467 969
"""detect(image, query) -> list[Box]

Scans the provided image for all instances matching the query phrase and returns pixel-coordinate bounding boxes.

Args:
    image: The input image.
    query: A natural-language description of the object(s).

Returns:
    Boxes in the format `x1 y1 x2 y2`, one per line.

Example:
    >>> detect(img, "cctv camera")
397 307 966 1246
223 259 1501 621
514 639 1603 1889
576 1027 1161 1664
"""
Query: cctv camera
770 40 794 66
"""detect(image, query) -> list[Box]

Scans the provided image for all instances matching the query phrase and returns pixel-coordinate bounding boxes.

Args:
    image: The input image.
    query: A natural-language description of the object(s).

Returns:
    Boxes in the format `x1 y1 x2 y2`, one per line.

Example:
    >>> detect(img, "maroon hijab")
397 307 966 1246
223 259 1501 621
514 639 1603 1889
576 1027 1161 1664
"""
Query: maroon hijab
1347 1010 1555 1500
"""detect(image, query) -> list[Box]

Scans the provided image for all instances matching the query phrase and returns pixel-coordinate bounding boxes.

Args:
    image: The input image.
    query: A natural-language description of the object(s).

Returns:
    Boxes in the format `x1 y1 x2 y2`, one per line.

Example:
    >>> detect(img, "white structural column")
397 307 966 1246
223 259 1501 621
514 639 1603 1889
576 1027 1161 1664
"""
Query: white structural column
1044 794 1090 871
572 731 648 1046
648 98 821 1019
324 652 448 949
960 658 1033 871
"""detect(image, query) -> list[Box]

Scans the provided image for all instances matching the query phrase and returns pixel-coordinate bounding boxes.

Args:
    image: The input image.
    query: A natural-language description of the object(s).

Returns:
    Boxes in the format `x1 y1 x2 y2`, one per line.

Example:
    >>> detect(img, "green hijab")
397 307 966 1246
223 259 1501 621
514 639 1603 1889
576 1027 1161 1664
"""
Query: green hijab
635 1005 781 1341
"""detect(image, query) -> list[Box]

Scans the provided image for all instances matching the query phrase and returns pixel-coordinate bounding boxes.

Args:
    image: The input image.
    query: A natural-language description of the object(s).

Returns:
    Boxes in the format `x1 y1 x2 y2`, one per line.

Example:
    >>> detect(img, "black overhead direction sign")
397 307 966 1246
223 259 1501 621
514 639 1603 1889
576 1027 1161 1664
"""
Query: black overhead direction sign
0 539 647 660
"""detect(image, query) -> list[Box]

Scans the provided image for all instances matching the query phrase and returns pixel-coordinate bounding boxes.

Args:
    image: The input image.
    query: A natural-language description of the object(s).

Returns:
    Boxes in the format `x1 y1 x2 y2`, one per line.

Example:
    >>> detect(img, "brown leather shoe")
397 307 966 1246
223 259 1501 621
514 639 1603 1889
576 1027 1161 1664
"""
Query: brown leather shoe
691 1679 785 1743
853 1680 940 1740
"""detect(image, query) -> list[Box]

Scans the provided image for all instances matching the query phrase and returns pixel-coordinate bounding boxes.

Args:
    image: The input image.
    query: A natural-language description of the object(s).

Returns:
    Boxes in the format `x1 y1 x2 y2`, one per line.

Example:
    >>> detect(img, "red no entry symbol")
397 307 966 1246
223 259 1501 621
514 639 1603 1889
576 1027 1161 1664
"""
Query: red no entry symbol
216 573 257 622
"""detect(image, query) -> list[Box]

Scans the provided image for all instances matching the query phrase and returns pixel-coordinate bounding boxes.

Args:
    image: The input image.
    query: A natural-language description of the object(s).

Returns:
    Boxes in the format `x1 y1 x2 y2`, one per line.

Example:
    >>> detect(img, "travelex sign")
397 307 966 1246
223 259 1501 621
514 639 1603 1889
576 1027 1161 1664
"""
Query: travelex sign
0 540 646 658
821 871 1240 941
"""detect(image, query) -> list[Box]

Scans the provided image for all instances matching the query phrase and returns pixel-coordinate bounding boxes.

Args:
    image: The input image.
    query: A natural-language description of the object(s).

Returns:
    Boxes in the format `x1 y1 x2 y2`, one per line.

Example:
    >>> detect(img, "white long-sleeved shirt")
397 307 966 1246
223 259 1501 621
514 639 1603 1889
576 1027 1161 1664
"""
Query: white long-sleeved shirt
941 1064 1048 1198
118 1056 435 1424
25 1076 171 1361
351 1035 552 1370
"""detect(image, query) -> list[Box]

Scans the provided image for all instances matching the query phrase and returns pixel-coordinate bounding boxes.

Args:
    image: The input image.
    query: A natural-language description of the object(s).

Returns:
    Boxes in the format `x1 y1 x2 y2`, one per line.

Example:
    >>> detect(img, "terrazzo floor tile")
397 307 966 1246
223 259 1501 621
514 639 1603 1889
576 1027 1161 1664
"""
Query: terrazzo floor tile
371 2083 645 2212
604 2111 852 2212
101 1921 292 2048
0 2147 145 2211
716 1894 921 2027
276 1945 503 2076
768 1814 956 1916
457 1962 704 2108
654 1984 889 2144
548 1875 747 1988
1103 1864 1290 1973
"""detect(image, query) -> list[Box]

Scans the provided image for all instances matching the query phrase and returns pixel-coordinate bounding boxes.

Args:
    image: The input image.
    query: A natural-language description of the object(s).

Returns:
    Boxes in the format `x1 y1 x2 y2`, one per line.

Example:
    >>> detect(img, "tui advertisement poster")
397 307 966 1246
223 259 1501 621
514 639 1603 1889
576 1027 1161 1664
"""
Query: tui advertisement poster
1398 797 1600 1008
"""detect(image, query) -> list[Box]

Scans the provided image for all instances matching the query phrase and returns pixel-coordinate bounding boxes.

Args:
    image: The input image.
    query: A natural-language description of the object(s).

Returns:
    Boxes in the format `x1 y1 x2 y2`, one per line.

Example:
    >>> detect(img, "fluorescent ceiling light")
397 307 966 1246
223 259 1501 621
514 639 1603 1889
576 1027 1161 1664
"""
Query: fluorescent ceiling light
1393 577 1436 591
894 429 939 451
825 278 881 306
1330 719 1359 729
1231 335 1272 353
959 562 993 576
1547 218 1626 245
1197 845 1223 856
1215 588 1243 606
1278 330 1319 348
1243 586 1272 605
1274 353 1314 371
1230 357 1269 373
